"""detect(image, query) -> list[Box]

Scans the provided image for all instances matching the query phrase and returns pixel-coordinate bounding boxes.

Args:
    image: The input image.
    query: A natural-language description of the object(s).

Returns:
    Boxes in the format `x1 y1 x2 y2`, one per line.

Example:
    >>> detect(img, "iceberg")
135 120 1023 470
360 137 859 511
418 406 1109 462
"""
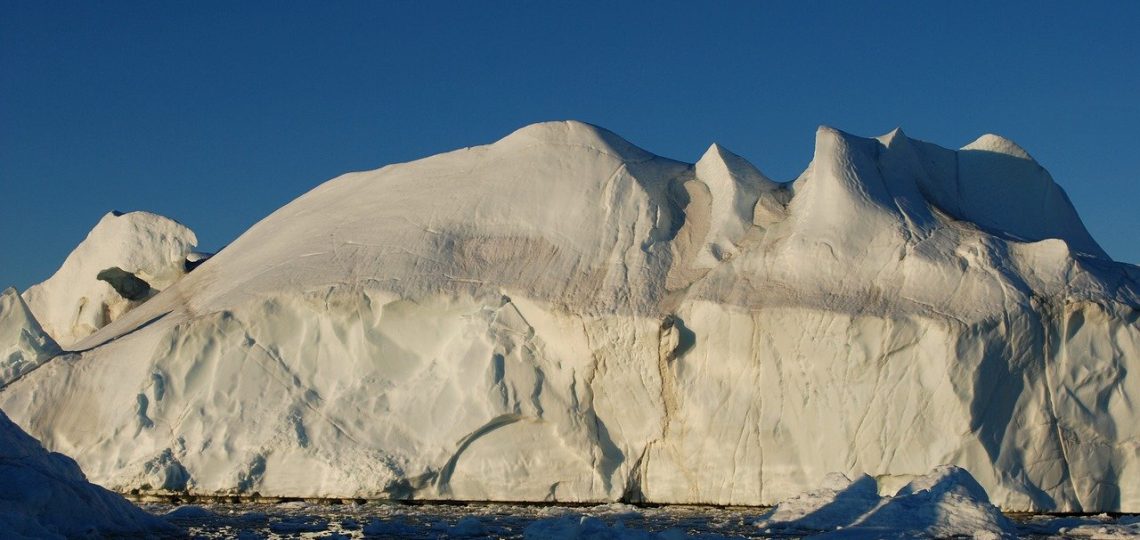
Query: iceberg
1 121 1136 511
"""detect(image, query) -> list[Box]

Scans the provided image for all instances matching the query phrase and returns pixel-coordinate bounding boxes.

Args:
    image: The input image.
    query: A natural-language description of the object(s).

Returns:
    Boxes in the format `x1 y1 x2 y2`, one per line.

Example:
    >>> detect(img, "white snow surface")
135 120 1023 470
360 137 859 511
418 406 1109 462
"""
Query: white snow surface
2 121 1138 512
0 287 60 387
0 408 171 538
21 210 197 348
754 465 1016 538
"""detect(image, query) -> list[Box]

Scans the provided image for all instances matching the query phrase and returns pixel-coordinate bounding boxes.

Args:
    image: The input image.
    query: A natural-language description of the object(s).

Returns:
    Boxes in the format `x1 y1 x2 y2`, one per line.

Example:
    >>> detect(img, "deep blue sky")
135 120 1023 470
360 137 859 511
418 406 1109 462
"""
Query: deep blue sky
3 2 1138 289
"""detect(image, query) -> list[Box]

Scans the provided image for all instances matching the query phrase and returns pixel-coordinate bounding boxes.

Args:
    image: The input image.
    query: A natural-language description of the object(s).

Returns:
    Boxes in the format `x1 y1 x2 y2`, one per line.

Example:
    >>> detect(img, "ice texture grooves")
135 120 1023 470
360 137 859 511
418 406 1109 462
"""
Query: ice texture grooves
2 121 1138 512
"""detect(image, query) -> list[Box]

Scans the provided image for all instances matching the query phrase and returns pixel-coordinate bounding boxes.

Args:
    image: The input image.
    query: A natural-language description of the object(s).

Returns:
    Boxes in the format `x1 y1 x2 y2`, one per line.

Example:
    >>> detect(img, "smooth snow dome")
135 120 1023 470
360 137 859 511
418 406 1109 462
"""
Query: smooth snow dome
0 409 171 538
21 210 197 348
1 121 1138 513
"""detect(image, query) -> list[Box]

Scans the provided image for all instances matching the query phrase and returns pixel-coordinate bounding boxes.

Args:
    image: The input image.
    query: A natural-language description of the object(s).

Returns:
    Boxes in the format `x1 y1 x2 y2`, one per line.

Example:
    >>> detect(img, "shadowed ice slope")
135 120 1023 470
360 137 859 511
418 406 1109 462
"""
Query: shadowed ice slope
0 409 172 538
2 121 1137 511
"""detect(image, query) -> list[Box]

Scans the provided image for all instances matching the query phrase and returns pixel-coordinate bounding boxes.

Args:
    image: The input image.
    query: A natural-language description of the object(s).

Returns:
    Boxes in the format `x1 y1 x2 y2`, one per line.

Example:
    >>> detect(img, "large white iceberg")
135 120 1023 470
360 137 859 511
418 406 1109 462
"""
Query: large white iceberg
1 121 1137 511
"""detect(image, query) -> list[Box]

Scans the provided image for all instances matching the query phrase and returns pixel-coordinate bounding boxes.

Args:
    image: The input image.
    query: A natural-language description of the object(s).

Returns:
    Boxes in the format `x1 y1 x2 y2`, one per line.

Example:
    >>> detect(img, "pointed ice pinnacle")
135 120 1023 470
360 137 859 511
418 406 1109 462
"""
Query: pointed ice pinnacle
0 287 61 387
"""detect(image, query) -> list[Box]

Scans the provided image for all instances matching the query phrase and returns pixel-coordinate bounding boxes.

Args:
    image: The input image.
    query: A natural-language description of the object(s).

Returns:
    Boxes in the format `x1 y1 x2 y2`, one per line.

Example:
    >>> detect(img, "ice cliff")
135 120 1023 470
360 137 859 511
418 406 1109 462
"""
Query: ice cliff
2 121 1137 512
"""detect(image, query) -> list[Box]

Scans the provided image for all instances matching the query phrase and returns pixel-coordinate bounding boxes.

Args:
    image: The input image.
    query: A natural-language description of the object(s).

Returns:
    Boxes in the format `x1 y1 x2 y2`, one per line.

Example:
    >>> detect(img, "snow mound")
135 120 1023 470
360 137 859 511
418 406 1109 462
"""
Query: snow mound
756 466 1016 539
21 211 197 348
844 466 1015 539
753 472 882 532
962 133 1033 159
0 287 60 387
2 121 1138 512
0 409 171 538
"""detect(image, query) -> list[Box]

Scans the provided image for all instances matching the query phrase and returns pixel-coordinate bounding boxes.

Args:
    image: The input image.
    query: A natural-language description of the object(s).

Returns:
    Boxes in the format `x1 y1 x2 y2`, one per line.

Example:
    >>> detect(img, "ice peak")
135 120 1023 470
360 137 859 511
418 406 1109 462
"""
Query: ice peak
705 141 730 157
814 124 845 143
961 133 1034 161
497 120 656 162
811 125 886 164
701 142 738 163
21 210 198 347
95 210 193 238
696 143 776 190
951 131 1107 258
806 125 884 188
876 127 909 147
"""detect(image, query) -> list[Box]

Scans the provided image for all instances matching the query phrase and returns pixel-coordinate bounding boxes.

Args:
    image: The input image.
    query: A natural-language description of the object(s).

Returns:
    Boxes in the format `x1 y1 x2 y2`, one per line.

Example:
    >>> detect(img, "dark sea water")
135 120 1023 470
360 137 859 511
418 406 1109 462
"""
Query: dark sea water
138 501 1140 539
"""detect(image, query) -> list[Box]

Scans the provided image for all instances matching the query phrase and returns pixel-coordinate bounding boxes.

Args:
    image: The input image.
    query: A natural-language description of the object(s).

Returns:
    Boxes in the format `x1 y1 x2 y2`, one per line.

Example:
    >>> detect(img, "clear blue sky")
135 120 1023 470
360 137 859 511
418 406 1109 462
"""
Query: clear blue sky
2 1 1137 289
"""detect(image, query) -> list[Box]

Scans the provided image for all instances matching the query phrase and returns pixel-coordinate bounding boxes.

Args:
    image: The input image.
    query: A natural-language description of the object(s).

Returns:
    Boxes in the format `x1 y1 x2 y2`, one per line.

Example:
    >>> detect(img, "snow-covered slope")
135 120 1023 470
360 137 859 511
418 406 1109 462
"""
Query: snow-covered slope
0 409 171 538
2 121 1137 512
22 210 198 348
0 287 60 387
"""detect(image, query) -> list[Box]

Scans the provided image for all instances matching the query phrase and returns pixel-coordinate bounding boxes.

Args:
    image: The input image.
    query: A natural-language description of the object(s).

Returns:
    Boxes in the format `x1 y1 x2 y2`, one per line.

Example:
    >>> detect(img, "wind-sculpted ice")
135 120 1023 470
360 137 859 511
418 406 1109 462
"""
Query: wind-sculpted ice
21 210 198 348
1 121 1137 511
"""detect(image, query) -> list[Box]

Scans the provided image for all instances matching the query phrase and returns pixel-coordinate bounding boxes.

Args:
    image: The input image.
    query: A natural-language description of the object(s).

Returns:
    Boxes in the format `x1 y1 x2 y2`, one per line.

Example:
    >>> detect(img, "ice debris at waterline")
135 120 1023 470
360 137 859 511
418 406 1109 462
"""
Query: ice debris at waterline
2 121 1138 512
145 493 1140 539
754 465 1015 538
0 409 172 538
